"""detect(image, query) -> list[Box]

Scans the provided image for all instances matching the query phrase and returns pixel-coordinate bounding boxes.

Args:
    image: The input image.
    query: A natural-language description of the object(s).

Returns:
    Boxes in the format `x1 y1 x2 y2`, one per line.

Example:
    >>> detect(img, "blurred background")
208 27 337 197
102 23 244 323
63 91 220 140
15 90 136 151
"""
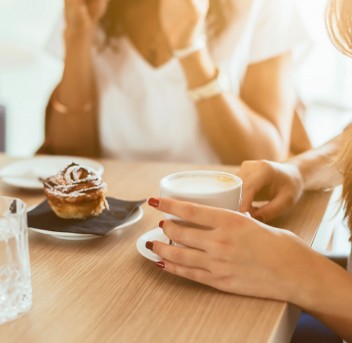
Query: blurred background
1 0 352 157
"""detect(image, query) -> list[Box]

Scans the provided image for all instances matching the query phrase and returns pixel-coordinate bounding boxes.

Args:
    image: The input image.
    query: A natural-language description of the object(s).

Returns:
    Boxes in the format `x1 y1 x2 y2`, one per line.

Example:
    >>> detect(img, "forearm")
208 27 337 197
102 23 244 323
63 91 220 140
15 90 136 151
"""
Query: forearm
290 247 352 341
44 97 100 157
289 134 343 190
44 28 100 157
179 50 290 164
59 28 97 109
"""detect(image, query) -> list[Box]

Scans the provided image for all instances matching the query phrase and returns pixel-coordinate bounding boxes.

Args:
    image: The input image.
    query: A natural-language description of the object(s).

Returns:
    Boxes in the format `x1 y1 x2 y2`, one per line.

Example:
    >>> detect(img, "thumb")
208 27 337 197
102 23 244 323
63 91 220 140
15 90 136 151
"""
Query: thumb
251 192 293 223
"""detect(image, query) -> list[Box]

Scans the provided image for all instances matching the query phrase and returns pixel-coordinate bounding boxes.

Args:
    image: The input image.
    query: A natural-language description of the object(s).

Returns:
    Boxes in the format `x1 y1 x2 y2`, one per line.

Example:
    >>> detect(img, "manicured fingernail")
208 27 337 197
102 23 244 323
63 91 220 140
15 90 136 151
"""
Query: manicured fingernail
156 261 165 269
159 220 164 228
145 241 154 251
148 198 160 207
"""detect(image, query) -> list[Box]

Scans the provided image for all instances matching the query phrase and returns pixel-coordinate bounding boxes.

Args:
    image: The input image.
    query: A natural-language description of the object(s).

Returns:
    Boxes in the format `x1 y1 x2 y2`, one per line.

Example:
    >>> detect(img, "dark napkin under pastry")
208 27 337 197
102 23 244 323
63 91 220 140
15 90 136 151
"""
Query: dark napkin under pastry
27 197 145 236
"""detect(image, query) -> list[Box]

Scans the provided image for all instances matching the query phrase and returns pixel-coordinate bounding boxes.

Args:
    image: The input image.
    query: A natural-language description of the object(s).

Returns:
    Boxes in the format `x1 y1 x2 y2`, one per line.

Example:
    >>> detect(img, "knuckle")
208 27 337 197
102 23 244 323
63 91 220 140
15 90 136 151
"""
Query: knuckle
164 222 182 243
152 241 161 256
207 239 227 258
170 247 183 261
212 262 231 279
257 159 271 172
184 205 198 220
171 226 183 243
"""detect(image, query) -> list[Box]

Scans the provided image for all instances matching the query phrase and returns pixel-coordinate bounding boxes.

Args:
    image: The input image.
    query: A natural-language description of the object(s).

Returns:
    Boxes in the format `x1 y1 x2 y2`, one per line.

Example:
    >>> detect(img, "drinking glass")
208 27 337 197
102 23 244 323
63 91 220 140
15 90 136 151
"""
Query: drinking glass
0 196 32 324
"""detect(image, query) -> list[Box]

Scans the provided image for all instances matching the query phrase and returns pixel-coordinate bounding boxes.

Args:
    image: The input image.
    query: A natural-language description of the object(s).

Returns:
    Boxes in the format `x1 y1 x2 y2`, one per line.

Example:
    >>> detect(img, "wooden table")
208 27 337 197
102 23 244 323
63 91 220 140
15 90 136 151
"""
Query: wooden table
0 156 335 343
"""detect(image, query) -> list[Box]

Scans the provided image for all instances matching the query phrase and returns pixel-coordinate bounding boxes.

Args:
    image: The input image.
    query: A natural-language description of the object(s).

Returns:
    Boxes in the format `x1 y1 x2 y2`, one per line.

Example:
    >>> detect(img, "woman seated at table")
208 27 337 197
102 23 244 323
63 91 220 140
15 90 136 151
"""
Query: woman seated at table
39 0 310 164
146 1 352 341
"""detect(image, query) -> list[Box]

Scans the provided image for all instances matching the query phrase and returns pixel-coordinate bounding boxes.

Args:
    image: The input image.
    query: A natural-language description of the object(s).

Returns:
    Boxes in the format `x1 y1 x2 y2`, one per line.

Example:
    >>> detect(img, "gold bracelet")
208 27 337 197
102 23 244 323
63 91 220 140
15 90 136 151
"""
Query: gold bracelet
51 89 94 114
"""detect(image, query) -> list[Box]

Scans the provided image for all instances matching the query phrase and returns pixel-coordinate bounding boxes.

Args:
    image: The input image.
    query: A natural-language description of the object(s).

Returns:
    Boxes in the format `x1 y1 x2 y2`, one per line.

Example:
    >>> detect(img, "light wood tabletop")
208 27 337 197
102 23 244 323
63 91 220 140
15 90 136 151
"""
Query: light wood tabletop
0 156 335 343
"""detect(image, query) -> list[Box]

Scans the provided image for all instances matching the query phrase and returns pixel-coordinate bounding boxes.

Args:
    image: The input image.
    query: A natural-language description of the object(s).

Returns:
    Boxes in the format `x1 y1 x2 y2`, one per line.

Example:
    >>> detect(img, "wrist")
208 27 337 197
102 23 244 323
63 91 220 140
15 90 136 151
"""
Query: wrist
178 48 218 89
172 35 207 59
64 26 94 45
290 249 352 312
281 239 321 307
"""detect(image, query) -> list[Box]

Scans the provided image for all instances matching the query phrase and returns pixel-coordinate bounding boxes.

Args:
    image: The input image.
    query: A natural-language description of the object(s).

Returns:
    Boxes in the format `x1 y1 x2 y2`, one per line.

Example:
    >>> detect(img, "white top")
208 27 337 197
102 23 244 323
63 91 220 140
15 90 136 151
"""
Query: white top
47 0 309 163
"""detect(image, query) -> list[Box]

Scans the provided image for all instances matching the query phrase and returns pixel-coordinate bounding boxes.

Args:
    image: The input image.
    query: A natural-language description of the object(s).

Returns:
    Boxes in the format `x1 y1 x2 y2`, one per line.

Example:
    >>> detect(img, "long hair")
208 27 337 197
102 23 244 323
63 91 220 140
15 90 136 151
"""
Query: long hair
335 127 352 238
99 0 236 46
326 0 352 236
326 0 352 57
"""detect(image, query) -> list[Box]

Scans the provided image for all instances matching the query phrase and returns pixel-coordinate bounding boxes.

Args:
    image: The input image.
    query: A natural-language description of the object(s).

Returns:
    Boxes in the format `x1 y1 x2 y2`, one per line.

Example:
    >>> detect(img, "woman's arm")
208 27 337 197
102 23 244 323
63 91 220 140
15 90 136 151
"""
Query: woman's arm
148 198 352 342
160 0 296 163
293 249 352 342
43 0 108 156
179 50 295 164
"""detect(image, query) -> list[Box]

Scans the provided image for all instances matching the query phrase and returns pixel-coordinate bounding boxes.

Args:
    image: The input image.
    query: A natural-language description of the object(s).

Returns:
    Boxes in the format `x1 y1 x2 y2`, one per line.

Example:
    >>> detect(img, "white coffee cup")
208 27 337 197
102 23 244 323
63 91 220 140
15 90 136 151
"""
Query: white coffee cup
160 170 242 244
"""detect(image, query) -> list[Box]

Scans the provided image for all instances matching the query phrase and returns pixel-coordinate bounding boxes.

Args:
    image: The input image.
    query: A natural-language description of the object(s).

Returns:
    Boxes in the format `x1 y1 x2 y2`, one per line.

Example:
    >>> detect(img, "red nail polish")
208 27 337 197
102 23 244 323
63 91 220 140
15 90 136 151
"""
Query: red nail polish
156 261 165 269
145 241 154 251
148 198 160 208
159 220 164 228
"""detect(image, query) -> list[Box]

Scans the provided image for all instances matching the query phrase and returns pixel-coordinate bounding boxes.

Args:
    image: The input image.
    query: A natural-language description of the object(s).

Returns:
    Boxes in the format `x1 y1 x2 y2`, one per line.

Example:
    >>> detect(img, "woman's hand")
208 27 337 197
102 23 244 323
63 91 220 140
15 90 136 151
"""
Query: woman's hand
238 160 304 222
159 0 209 49
64 0 109 35
147 197 314 303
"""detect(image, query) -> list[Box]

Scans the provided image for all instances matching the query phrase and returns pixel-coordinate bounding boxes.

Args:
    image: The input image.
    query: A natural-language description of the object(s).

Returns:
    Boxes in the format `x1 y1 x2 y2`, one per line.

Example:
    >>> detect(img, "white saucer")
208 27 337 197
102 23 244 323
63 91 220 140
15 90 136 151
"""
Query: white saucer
136 227 170 262
1 156 104 190
30 207 143 240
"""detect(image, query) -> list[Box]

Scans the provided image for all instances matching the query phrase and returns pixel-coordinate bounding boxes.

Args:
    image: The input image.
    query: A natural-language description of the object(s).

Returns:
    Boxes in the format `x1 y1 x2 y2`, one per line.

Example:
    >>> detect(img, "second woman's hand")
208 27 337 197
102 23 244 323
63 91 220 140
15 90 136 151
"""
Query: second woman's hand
238 160 304 222
159 0 210 49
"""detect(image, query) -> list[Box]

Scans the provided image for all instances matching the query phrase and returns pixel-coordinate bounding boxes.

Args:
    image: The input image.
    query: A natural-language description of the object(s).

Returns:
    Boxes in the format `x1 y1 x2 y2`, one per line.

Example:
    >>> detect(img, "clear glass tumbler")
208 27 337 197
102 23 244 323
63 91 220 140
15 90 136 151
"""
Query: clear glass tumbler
0 197 32 324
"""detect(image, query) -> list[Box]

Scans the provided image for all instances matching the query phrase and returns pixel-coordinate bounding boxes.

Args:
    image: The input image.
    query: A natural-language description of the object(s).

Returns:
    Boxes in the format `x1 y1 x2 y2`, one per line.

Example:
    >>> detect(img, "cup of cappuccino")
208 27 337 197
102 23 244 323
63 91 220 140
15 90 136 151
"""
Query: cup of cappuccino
160 170 242 244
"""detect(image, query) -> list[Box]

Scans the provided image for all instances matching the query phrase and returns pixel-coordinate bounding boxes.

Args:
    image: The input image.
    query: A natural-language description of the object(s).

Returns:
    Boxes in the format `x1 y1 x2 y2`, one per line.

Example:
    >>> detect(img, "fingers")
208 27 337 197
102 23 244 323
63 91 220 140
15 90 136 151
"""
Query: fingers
149 197 228 228
238 160 273 213
158 260 214 287
152 241 210 270
251 191 294 222
161 220 210 250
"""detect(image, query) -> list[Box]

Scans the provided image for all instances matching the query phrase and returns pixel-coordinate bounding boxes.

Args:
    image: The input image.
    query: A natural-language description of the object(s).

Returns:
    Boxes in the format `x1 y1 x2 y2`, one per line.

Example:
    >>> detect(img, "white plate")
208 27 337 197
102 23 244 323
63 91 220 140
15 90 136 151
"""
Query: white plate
136 227 170 262
0 156 104 190
30 207 143 240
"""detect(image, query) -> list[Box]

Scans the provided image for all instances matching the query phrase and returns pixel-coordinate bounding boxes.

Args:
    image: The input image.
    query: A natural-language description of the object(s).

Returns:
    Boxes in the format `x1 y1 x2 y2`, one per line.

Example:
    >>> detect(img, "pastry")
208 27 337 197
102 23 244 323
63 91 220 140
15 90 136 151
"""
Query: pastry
42 162 108 219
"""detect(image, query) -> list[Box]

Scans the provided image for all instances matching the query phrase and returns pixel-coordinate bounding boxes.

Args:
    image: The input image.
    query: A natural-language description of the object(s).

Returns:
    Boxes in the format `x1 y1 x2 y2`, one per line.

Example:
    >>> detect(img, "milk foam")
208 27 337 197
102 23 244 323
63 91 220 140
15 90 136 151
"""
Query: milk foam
163 174 238 195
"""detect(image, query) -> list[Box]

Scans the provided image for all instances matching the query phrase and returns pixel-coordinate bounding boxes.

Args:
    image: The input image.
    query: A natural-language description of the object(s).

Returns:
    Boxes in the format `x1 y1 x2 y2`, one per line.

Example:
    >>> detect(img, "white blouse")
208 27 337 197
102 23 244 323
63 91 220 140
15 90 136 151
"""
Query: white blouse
47 0 309 163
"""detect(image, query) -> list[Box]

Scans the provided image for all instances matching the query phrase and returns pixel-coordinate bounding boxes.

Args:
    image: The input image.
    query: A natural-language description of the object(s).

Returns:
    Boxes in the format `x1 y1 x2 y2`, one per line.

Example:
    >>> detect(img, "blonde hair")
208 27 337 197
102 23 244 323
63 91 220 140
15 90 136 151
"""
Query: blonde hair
334 127 352 238
326 0 352 57
326 0 352 236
